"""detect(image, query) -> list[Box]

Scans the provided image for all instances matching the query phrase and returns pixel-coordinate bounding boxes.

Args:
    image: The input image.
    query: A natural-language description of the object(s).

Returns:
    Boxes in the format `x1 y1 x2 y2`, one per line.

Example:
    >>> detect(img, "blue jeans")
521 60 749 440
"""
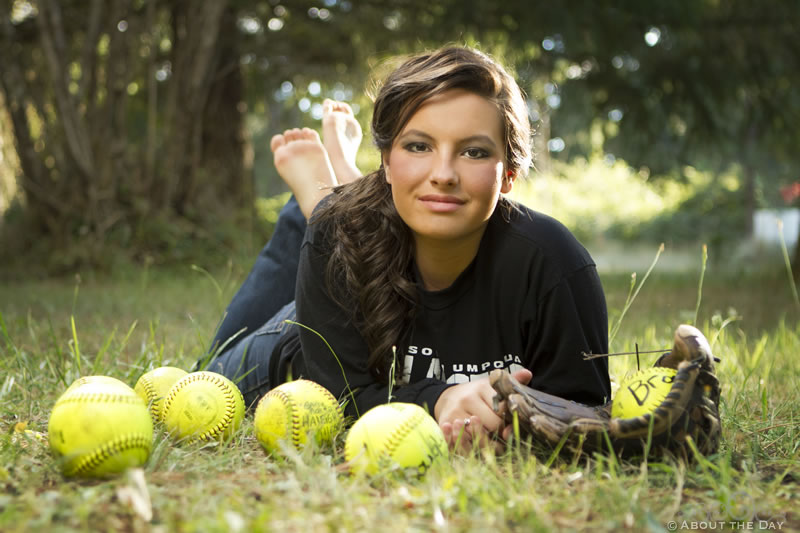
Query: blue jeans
201 196 306 407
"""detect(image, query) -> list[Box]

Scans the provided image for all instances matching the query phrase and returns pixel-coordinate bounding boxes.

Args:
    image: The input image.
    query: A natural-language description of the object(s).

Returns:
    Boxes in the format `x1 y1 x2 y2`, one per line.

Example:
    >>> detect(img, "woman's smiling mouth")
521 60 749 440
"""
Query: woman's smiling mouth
419 194 466 212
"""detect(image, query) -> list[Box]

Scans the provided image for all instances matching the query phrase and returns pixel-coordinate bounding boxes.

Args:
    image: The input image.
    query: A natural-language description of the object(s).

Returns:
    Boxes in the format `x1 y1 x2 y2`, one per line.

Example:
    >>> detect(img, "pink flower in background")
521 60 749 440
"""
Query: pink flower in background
781 182 800 205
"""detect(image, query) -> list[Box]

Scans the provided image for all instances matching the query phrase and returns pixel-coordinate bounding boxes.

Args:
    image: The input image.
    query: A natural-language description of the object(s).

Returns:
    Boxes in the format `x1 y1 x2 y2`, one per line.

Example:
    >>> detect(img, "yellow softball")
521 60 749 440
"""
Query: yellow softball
134 366 189 421
344 403 448 476
161 371 245 444
611 367 678 419
254 379 343 454
64 375 130 394
48 381 153 478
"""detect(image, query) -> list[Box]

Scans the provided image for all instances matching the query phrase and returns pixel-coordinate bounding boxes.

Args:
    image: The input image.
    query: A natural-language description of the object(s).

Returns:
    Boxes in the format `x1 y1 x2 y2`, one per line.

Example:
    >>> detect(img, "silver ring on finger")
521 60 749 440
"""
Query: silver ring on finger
463 417 471 427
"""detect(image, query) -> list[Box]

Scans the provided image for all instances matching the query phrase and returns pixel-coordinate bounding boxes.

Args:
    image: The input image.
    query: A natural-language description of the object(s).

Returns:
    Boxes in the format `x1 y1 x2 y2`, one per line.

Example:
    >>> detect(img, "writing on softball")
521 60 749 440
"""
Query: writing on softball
627 373 674 406
300 401 340 440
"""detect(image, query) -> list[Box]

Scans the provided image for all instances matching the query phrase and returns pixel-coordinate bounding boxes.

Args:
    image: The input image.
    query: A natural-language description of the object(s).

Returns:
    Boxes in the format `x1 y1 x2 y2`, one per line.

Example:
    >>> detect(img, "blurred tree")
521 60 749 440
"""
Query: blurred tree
0 0 245 268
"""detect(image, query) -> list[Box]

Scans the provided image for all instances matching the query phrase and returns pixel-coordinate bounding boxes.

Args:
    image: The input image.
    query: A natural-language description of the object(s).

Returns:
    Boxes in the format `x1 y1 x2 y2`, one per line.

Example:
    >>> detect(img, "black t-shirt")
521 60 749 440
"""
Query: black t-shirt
271 201 611 419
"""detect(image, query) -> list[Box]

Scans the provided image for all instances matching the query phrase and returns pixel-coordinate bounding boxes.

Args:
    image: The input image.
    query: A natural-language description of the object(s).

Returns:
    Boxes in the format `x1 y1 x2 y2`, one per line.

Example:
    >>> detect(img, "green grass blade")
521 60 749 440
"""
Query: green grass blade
284 319 359 418
196 326 246 371
692 244 708 325
191 264 225 313
0 311 15 350
388 345 397 403
70 316 82 374
777 219 800 312
708 316 740 349
91 326 117 374
120 320 139 352
41 347 65 385
44 316 69 387
71 274 81 316
609 243 664 345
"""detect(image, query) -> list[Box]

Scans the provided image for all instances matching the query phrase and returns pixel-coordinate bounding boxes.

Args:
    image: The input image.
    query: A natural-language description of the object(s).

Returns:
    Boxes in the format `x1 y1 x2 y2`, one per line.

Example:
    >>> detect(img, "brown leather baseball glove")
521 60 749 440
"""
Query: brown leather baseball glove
490 324 721 458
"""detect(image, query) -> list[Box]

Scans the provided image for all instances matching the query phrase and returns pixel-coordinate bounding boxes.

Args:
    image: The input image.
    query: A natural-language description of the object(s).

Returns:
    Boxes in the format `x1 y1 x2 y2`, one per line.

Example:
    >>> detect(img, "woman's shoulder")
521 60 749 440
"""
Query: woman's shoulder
489 199 595 271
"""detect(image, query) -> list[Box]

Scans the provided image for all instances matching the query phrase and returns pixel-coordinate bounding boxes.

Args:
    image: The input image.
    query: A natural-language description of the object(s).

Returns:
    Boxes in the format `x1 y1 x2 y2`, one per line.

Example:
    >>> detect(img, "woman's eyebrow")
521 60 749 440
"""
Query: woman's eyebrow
398 130 498 148
459 134 497 148
396 129 433 141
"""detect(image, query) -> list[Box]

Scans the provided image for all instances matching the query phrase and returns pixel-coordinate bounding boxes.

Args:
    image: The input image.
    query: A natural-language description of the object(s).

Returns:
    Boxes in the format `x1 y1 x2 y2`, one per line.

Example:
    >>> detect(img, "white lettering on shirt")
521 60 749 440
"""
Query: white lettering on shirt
447 363 524 384
399 354 415 385
447 355 524 384
401 346 524 385
426 357 442 380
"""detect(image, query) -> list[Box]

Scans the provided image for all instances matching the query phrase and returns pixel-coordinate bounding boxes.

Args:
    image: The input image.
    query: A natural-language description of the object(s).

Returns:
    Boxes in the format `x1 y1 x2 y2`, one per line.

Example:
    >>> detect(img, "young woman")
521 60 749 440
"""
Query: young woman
204 47 611 451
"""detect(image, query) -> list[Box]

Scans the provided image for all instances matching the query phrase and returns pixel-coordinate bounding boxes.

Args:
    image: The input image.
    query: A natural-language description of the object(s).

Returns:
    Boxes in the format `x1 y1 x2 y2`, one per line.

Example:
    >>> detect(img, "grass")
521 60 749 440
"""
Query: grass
1 262 798 532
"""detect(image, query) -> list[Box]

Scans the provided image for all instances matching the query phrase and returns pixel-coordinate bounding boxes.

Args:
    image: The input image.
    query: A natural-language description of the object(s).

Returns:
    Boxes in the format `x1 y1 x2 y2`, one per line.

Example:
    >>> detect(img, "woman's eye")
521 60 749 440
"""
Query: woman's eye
404 142 429 153
464 147 489 159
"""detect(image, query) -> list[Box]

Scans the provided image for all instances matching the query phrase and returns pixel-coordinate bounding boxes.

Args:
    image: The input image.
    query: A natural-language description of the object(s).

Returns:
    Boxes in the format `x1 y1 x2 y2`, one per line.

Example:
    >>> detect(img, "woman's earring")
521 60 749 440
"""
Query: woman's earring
503 170 515 192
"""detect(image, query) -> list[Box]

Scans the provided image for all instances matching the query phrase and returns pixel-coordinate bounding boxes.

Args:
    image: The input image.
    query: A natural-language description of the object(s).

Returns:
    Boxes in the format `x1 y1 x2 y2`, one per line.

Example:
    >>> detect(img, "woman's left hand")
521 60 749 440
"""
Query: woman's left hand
440 414 499 454
436 368 532 454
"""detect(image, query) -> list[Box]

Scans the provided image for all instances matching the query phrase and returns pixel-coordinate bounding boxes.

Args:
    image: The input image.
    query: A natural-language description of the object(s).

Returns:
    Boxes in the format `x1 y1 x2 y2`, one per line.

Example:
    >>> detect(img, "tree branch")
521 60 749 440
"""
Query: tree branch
144 0 158 193
77 0 104 104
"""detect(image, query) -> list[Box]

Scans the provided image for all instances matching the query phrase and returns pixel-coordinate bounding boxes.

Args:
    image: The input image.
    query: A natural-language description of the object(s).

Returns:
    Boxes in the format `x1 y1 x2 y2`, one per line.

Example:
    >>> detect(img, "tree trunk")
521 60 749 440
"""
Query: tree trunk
161 0 231 216
200 4 249 212
0 16 63 237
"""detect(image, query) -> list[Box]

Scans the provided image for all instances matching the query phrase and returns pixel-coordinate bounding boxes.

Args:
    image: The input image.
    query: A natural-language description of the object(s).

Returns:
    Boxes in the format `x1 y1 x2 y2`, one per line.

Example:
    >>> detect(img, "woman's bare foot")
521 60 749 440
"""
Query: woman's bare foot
270 128 337 219
321 99 363 184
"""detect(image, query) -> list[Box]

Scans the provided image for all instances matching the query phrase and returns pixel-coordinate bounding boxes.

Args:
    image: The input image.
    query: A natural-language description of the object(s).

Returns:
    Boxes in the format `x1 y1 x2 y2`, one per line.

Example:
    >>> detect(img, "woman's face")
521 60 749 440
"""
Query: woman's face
384 89 512 249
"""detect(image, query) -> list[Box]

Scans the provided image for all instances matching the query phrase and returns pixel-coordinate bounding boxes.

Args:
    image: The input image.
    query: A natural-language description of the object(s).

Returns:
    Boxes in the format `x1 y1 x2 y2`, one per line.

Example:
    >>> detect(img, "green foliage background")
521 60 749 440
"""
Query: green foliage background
1 0 799 274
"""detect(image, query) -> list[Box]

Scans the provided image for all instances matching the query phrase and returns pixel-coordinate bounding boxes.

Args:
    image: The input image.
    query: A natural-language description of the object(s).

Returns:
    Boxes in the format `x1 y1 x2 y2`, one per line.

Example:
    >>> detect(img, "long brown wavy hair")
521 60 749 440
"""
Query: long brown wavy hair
313 46 532 383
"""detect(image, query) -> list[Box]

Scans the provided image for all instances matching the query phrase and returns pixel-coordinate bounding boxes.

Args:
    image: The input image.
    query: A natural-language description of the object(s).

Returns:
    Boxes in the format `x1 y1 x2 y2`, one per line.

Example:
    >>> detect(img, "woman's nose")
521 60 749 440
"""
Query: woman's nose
429 156 458 187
